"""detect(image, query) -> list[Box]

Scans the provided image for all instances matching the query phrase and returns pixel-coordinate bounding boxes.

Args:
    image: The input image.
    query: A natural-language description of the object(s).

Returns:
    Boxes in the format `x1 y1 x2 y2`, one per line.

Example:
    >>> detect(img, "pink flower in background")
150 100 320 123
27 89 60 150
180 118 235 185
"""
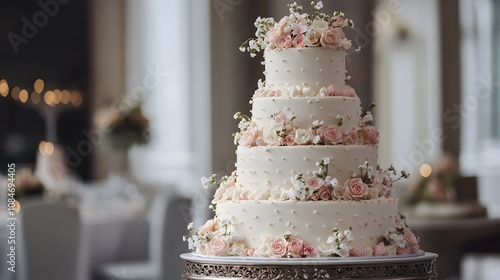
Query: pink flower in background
362 125 380 144
326 85 341 96
209 236 230 256
320 27 346 49
275 35 294 48
287 237 305 258
342 130 359 145
323 125 342 145
349 247 367 257
199 219 218 234
318 187 332 201
269 237 288 258
344 178 369 200
239 125 258 147
305 177 324 190
373 242 386 256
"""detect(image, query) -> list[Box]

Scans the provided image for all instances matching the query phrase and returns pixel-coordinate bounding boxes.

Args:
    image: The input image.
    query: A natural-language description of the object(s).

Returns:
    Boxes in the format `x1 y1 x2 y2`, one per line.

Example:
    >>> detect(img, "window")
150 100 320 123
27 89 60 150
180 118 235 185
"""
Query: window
127 0 211 192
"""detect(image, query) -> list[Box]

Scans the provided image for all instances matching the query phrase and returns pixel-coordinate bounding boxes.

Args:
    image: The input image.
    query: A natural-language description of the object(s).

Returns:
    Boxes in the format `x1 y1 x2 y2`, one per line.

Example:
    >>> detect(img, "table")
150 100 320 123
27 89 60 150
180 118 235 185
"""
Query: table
180 252 438 280
410 217 500 280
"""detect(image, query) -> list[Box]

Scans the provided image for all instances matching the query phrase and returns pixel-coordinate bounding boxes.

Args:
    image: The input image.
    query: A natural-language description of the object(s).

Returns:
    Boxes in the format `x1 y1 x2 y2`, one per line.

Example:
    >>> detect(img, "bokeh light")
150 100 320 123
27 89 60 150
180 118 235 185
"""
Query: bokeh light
420 164 432 178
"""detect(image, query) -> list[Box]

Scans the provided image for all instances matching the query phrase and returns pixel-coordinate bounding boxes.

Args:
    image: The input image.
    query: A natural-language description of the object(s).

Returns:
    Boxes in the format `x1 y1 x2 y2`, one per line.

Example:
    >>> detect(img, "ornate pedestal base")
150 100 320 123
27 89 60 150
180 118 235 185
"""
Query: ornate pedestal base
181 252 438 280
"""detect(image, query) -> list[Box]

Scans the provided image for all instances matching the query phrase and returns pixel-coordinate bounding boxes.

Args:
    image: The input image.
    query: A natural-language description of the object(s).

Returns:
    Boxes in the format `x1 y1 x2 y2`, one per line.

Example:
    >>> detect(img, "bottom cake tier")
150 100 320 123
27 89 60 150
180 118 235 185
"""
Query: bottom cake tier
186 198 420 258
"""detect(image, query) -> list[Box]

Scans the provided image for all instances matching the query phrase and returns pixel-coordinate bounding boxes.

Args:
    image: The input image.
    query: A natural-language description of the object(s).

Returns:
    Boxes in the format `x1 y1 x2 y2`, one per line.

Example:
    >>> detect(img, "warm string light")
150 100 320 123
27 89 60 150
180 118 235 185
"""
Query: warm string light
419 164 432 178
0 78 82 106
38 140 54 156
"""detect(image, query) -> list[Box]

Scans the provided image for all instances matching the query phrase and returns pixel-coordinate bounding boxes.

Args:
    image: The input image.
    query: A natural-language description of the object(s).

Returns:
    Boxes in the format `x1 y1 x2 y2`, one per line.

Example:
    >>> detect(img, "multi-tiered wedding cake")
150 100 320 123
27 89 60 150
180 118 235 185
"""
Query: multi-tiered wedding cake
185 2 419 258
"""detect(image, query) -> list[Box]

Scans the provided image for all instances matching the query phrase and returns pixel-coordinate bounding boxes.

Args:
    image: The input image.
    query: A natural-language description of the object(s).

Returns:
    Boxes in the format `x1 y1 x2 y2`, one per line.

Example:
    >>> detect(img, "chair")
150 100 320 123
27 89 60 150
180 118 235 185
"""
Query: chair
97 193 192 280
19 199 81 280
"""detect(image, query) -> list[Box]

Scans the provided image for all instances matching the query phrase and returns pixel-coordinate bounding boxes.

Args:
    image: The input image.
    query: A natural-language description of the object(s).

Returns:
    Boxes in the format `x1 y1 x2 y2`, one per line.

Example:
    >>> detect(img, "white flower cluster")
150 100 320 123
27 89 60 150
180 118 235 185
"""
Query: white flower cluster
253 84 357 98
240 17 276 57
319 228 353 257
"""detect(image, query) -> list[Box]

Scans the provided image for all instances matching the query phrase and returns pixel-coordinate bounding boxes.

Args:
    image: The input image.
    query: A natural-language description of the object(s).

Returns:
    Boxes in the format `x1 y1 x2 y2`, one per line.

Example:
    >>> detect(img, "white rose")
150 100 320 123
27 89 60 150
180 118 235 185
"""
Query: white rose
368 188 379 199
335 243 350 258
294 128 313 145
263 129 281 146
256 239 271 257
290 86 303 97
304 29 320 47
229 243 246 256
250 188 270 200
270 188 286 200
312 19 329 34
318 87 328 97
302 86 315 96
385 246 397 256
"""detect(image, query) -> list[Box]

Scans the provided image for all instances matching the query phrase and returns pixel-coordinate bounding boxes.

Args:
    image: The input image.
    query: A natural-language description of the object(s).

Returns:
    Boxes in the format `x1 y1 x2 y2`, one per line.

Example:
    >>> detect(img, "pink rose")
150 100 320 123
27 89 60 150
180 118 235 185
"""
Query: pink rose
269 237 288 258
268 90 283 97
199 219 218 234
397 246 410 255
287 237 304 258
332 16 345 27
362 125 380 144
303 245 316 257
266 26 283 42
349 247 367 257
344 178 369 201
293 34 306 47
225 174 236 187
244 248 255 257
209 236 229 256
323 125 343 145
305 177 324 190
338 86 357 97
326 85 341 96
213 185 227 201
372 242 386 256
403 228 419 250
342 130 359 145
318 187 333 201
320 27 346 49
275 35 293 49
284 134 295 146
239 125 258 147
255 135 267 146
239 190 250 200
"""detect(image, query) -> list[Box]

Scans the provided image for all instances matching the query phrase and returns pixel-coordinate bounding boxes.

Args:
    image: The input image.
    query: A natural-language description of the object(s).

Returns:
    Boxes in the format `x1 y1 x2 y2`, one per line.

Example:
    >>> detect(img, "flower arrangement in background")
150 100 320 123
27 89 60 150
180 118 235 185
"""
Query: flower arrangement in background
97 104 150 151
408 153 460 206
240 1 355 57
15 167 45 200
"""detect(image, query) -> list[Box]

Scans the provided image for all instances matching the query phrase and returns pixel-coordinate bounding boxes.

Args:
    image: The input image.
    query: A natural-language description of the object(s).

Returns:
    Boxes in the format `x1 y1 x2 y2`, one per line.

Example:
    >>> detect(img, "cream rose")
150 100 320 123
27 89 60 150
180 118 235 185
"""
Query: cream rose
332 185 345 200
287 237 304 258
268 237 288 258
304 29 320 46
320 27 346 49
312 19 329 34
263 129 281 146
294 128 312 145
209 236 229 256
362 125 380 144
323 125 343 145
344 178 369 201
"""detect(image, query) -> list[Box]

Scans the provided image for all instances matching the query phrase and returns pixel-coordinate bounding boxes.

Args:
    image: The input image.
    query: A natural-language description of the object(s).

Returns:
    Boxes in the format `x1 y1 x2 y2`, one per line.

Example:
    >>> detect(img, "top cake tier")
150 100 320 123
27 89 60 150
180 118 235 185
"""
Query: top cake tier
264 48 346 92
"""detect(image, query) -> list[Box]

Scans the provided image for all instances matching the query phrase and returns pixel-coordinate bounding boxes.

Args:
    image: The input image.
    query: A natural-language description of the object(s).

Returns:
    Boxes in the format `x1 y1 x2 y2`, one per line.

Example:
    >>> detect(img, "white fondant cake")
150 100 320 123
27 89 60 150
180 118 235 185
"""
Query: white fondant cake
185 1 419 259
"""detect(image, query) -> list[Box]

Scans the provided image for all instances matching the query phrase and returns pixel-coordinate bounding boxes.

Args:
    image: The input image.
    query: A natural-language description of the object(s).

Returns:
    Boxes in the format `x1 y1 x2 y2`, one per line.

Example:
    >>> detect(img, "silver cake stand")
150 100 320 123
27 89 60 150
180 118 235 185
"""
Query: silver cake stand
180 251 438 280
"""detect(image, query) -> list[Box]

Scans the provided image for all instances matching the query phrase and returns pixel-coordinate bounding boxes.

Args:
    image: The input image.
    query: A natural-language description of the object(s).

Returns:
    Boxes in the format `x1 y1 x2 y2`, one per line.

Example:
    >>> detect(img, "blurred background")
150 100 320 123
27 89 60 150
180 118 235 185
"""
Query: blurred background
0 0 499 279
